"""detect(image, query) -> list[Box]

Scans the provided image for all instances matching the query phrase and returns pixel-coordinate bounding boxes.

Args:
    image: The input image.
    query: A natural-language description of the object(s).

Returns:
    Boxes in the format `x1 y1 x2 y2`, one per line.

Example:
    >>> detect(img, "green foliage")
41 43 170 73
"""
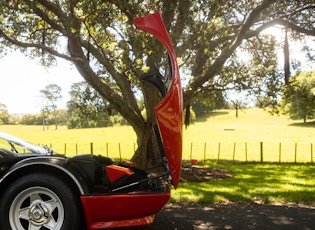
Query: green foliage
39 84 63 129
191 90 225 118
40 84 62 106
19 109 69 126
281 71 315 123
19 114 43 125
0 103 10 124
239 34 283 113
67 82 112 129
0 1 313 120
171 163 315 204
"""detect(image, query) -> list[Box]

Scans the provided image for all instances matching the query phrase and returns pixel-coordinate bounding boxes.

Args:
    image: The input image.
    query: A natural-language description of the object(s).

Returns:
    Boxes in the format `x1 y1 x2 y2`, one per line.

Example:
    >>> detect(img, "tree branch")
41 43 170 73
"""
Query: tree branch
184 0 274 106
246 18 315 38
0 28 81 62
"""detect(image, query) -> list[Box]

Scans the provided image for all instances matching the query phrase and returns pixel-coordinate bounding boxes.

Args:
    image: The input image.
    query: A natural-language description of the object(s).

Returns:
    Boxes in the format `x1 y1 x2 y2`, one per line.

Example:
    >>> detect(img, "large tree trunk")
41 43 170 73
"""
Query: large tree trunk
68 33 162 169
131 126 160 170
131 80 163 169
284 26 290 85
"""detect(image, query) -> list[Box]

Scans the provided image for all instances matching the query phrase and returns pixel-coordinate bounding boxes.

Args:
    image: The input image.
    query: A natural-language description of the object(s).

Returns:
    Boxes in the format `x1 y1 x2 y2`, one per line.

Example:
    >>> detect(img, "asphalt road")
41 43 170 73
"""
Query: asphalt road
116 202 315 230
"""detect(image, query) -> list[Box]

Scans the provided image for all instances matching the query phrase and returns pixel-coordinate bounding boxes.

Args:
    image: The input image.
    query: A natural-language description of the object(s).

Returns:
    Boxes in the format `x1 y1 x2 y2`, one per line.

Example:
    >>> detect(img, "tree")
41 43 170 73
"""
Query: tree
20 114 43 125
39 84 62 130
67 82 111 128
190 90 225 118
20 109 69 125
0 1 314 167
0 103 10 124
281 71 315 123
244 34 283 114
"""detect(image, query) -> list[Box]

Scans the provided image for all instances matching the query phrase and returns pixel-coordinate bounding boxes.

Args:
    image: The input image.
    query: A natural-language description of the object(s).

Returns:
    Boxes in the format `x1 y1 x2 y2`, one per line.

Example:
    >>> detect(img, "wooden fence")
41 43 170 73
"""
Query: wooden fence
185 141 314 164
49 141 314 164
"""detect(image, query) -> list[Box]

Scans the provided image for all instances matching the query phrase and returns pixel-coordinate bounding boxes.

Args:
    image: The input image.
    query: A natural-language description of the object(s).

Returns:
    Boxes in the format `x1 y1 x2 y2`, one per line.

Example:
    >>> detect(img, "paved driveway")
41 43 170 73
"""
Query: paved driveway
117 203 315 230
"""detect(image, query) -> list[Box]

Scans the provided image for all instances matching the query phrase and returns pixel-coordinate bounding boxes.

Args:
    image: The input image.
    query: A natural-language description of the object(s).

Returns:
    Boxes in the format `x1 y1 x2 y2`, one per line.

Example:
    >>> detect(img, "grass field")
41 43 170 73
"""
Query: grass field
171 162 315 204
183 109 315 163
1 108 315 162
1 109 315 204
0 124 137 159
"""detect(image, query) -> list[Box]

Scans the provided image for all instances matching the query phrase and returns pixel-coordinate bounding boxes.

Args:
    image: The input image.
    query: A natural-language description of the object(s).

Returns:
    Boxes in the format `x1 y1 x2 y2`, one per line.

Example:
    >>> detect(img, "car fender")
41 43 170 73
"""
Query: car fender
0 156 88 195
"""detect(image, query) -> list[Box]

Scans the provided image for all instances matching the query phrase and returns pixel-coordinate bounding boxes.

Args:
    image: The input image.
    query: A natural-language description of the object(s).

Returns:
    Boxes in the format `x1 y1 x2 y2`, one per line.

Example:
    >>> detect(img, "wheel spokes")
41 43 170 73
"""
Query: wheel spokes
11 187 64 230
18 207 30 221
43 215 58 229
28 223 42 230
30 193 42 204
44 198 59 212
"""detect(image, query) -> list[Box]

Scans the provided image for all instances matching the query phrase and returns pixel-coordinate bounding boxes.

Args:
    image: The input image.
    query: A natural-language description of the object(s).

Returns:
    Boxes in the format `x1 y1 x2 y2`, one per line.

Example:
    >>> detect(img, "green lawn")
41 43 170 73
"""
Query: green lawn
0 125 137 158
182 109 315 162
171 162 315 204
1 108 315 162
1 109 315 204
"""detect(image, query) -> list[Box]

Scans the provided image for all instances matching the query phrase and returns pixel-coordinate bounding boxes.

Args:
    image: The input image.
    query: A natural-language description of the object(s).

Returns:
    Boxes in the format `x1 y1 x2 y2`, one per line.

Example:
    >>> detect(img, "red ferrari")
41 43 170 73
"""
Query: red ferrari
0 12 183 230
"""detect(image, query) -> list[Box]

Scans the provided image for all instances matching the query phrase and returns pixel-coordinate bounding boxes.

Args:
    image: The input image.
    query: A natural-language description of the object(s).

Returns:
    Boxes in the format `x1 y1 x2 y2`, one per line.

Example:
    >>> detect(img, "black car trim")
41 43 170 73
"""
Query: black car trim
0 157 86 194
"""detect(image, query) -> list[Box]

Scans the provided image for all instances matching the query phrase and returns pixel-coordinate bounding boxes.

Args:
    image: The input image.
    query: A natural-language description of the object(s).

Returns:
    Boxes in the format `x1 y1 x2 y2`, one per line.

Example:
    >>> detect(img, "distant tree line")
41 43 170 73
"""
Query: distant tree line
2 69 315 128
0 103 10 124
281 70 315 123
0 82 129 128
66 82 128 129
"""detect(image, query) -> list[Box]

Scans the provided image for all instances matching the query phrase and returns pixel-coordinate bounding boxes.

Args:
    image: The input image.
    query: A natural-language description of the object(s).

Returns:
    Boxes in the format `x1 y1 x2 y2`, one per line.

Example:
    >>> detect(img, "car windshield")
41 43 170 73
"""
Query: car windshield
0 132 50 155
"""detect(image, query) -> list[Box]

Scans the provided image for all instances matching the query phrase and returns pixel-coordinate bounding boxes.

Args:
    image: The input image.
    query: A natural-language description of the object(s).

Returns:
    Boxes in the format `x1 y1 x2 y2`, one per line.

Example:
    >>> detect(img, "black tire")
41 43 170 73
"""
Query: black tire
0 173 83 230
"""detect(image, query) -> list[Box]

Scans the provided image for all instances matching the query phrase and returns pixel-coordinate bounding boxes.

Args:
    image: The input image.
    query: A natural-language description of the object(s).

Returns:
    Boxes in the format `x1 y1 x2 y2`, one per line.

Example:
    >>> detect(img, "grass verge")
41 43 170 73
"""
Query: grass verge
171 162 315 204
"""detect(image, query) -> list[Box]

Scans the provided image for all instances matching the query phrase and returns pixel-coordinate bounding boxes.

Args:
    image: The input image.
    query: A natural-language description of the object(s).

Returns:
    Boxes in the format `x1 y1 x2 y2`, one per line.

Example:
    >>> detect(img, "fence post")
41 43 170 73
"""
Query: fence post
90 142 94 154
217 142 221 162
106 142 108 157
64 143 67 155
295 143 297 163
279 142 282 163
311 143 313 163
245 142 247 162
190 142 193 160
260 142 263 163
203 142 206 165
118 143 122 162
233 142 236 162
76 143 78 155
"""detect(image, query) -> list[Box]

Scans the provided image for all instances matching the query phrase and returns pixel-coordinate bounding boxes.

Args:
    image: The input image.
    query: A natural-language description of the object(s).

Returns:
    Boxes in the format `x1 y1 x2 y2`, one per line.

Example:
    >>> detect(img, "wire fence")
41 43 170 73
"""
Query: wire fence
184 141 314 164
49 141 315 164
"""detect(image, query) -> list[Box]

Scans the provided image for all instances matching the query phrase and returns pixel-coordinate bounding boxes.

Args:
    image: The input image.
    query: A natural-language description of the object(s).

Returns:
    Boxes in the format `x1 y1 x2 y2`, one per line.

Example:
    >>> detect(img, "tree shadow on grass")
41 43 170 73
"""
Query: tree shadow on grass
288 121 315 128
118 163 315 230
193 111 230 123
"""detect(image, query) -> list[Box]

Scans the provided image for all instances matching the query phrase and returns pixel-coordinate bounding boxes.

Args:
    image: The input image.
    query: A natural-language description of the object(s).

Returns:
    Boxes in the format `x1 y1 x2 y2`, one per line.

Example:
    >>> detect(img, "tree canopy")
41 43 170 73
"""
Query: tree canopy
0 103 10 124
39 84 62 129
0 0 314 166
67 82 111 128
282 70 315 123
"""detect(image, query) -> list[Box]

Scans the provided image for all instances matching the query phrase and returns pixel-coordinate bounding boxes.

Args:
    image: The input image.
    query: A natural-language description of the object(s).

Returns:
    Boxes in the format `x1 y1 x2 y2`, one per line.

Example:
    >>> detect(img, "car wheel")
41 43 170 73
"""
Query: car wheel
0 173 83 230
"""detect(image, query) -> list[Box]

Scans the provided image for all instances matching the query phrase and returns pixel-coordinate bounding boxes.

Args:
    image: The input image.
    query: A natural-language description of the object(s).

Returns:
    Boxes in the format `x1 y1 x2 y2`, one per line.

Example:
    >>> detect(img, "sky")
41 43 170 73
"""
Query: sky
0 27 314 115
0 51 82 114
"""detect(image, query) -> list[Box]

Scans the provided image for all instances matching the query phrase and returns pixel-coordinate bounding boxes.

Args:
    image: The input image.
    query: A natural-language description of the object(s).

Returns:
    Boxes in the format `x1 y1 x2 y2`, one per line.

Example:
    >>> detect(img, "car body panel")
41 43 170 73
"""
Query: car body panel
0 12 182 230
0 156 87 194
134 12 183 188
0 131 50 155
81 192 170 229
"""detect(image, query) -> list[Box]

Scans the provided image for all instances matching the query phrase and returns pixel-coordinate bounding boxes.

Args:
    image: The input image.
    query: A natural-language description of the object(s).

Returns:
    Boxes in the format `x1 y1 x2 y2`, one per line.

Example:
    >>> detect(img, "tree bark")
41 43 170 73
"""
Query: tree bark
284 27 291 85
